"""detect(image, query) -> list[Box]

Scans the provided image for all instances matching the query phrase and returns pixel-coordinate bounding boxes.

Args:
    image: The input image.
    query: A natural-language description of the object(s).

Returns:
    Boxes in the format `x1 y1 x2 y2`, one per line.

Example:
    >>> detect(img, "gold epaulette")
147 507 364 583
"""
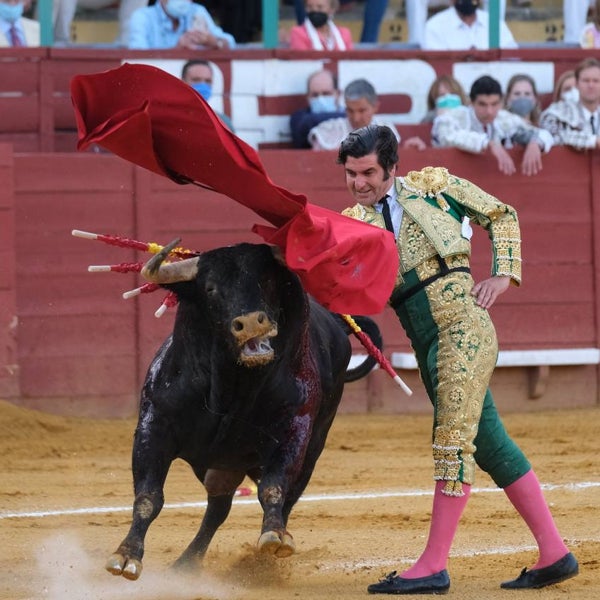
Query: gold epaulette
341 204 367 220
400 167 451 211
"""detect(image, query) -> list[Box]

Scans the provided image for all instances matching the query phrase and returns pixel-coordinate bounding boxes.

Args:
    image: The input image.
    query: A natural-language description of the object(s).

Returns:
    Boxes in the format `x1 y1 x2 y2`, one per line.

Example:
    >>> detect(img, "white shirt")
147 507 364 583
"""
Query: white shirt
423 7 517 50
581 105 600 135
376 185 403 239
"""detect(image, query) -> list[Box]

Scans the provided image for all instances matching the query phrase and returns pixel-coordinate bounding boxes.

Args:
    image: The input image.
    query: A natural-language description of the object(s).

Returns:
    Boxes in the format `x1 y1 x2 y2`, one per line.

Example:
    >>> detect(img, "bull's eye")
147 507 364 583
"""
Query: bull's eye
205 282 217 296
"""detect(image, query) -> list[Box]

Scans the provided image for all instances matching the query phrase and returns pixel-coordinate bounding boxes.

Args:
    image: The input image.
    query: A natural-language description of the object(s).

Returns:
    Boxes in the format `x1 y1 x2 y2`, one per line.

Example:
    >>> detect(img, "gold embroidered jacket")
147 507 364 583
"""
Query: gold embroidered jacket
342 167 522 287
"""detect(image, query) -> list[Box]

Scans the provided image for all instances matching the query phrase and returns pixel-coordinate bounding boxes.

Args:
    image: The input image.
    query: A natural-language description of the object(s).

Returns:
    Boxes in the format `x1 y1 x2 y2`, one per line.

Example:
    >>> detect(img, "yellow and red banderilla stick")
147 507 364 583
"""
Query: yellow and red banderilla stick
341 314 413 396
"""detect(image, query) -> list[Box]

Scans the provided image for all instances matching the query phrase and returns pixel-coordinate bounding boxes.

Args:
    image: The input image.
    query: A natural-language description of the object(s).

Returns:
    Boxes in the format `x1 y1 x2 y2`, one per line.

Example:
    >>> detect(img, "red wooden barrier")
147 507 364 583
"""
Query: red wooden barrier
0 145 18 398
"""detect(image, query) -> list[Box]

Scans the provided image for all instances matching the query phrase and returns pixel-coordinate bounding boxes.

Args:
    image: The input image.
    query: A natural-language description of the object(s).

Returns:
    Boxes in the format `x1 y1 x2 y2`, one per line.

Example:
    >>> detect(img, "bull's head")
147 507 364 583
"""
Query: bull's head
141 239 279 367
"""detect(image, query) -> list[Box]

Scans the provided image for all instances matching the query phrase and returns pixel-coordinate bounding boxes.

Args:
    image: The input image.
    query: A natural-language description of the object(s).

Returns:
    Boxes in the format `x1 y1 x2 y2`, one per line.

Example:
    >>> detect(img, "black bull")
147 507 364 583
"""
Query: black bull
106 242 382 580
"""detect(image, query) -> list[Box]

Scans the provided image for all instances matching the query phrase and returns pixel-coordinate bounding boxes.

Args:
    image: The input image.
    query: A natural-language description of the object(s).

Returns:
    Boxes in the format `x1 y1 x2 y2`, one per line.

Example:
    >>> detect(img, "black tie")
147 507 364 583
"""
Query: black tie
591 114 597 135
379 195 394 234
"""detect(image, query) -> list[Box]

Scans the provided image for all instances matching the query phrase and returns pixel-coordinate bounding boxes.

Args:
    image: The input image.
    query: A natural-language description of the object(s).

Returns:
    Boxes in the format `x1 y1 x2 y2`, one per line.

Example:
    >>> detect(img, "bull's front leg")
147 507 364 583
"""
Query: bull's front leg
256 410 315 558
256 476 296 558
105 488 165 580
105 413 176 580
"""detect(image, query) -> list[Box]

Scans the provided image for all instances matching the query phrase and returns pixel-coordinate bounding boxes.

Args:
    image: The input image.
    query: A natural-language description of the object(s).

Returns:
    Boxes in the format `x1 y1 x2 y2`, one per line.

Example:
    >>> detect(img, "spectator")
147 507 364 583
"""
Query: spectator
47 0 146 46
359 0 507 45
564 0 594 44
421 74 469 123
505 73 542 126
540 57 600 152
290 69 345 148
423 0 517 50
289 0 353 50
181 59 234 132
579 0 600 47
309 78 426 151
432 75 552 176
128 0 235 50
551 69 578 104
408 0 508 47
0 0 39 46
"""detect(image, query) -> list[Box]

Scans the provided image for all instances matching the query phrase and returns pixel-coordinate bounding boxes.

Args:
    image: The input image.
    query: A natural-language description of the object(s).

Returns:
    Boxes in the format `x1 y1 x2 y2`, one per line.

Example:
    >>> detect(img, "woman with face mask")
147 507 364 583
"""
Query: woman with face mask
421 74 469 123
289 0 354 50
505 73 542 126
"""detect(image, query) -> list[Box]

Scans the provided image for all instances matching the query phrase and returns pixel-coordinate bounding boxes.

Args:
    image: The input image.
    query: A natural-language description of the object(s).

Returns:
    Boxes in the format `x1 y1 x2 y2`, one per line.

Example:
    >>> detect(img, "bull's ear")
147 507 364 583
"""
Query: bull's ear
270 245 287 267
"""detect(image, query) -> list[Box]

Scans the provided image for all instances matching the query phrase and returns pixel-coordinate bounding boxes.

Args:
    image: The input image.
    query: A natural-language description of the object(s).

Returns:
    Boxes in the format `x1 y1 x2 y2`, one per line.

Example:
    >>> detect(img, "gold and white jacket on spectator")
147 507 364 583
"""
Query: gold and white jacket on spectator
432 105 552 154
540 99 599 151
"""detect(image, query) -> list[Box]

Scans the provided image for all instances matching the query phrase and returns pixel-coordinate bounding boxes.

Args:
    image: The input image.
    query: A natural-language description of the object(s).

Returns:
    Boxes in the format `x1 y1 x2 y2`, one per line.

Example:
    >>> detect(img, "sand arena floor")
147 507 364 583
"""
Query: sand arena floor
1 400 599 600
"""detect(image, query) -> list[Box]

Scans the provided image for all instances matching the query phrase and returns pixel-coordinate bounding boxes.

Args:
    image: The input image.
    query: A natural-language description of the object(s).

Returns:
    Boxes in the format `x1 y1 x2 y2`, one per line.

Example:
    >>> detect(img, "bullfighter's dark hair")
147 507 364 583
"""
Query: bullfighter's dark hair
470 75 503 101
337 124 398 173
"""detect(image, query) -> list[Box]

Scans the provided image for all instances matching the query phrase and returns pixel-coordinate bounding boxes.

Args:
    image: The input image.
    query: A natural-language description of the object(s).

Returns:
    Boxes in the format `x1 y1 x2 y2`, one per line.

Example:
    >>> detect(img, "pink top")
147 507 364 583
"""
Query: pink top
289 23 354 50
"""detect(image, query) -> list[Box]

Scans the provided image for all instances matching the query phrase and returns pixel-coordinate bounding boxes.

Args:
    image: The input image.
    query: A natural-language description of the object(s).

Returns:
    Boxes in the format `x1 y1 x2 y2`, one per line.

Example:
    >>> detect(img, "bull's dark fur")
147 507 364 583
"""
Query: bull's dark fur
107 243 373 579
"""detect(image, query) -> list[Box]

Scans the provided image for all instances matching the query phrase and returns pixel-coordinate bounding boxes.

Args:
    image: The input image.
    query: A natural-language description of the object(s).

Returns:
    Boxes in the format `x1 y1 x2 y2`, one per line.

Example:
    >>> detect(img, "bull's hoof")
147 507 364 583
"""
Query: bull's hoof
257 531 296 558
105 553 143 580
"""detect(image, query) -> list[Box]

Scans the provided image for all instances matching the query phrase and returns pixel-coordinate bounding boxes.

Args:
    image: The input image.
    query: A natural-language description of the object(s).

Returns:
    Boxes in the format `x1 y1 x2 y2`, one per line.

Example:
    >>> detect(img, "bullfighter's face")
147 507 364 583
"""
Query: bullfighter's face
343 152 396 207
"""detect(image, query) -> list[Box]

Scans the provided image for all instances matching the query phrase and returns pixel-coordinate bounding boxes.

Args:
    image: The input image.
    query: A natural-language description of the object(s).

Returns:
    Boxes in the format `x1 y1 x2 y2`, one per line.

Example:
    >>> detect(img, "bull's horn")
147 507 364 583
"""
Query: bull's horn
141 238 200 284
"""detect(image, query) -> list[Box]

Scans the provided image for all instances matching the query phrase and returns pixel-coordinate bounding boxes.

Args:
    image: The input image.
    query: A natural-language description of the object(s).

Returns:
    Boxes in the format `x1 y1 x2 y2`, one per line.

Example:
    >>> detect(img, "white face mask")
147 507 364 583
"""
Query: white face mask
164 0 191 19
561 88 579 103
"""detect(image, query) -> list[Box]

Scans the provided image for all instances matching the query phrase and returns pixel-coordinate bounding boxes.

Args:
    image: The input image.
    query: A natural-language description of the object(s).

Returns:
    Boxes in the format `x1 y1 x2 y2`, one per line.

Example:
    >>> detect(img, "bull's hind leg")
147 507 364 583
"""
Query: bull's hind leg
172 468 245 571
106 419 176 580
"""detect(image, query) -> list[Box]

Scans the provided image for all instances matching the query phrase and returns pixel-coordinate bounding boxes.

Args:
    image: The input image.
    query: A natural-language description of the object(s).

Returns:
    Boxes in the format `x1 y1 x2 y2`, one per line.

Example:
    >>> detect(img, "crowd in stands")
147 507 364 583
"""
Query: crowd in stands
1 0 599 49
290 56 600 173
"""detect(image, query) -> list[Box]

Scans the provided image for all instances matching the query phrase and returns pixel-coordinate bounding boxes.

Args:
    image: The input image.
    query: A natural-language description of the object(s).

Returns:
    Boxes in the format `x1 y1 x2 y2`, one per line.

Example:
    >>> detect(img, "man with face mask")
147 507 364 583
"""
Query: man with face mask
0 0 39 46
423 0 517 50
289 69 346 149
128 0 235 50
181 60 235 132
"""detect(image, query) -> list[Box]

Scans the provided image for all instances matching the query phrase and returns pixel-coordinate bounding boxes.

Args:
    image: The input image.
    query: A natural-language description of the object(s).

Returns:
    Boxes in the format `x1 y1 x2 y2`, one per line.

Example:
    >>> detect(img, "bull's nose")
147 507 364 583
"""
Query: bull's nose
231 311 268 335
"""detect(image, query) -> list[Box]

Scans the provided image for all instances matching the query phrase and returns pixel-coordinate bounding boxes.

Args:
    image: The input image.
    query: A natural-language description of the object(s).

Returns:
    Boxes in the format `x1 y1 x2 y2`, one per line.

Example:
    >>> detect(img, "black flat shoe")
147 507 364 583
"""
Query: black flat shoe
367 570 450 595
500 552 579 589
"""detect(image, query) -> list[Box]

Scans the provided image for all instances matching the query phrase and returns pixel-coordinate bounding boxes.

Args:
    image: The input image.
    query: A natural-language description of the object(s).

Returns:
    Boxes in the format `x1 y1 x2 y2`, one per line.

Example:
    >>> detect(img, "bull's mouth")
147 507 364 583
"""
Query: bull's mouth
239 336 275 366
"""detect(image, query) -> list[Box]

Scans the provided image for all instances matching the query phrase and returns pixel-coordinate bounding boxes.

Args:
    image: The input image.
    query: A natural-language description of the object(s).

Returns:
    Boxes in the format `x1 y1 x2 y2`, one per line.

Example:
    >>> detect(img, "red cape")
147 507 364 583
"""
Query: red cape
70 63 398 314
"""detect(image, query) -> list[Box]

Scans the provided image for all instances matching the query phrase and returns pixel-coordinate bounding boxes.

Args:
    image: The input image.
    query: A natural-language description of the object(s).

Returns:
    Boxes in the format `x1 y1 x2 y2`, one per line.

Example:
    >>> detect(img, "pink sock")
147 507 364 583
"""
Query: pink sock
503 469 569 570
401 480 471 579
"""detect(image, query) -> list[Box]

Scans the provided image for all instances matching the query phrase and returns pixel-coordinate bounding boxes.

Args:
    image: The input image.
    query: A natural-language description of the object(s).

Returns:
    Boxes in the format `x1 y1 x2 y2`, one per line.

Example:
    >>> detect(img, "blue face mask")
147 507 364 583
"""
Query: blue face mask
164 0 191 20
191 81 212 102
0 2 24 23
309 94 338 114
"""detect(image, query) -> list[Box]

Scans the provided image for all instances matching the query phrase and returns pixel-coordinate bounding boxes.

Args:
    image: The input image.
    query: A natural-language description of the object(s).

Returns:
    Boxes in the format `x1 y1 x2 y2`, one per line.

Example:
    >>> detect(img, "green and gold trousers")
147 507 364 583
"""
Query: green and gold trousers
391 255 530 496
